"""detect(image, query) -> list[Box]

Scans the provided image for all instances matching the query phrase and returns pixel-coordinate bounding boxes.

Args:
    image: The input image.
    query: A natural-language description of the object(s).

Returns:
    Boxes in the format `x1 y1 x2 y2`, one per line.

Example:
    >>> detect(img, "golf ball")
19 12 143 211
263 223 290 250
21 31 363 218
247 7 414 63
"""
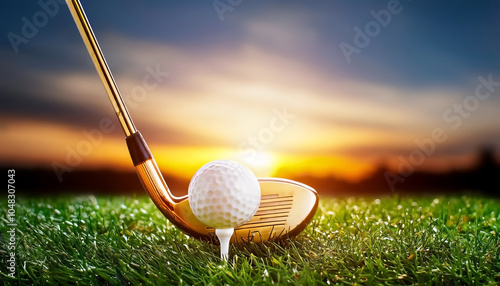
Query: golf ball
188 160 261 228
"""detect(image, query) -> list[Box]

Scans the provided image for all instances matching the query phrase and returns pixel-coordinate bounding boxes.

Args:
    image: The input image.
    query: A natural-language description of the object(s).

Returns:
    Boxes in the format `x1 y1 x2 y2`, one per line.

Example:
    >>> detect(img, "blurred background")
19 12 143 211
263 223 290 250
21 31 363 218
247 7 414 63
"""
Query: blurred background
1 0 499 196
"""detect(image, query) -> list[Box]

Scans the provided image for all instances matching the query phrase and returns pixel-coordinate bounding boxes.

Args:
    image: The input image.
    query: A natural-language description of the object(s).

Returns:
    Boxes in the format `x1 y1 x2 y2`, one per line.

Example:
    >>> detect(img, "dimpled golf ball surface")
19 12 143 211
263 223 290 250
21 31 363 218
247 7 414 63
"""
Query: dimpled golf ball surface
188 160 261 228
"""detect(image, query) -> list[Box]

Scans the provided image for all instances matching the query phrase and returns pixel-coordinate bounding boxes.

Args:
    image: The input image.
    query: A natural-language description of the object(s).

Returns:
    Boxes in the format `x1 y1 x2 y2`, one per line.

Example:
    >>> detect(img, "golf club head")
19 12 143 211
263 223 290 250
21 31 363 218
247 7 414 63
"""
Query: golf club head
127 132 319 245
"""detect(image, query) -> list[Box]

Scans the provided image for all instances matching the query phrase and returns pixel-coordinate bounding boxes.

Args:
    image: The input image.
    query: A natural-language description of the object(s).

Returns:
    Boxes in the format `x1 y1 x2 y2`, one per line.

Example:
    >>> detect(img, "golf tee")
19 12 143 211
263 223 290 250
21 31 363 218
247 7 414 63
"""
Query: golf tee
215 228 234 261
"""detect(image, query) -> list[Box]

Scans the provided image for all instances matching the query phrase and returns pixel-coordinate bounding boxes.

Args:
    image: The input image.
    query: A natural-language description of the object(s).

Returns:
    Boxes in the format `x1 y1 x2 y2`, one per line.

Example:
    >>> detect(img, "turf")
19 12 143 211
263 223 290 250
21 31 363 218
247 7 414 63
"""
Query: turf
1 195 499 285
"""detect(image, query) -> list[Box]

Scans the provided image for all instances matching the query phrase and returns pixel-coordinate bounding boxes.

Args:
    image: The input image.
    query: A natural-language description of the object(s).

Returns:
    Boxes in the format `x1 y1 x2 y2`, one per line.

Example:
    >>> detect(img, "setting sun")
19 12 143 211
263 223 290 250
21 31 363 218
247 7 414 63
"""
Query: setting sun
236 151 276 177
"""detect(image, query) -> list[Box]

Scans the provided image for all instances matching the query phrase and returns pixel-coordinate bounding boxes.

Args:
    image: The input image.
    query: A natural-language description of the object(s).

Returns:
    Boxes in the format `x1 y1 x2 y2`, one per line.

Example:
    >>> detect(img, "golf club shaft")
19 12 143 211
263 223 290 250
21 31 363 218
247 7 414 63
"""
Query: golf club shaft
65 0 201 236
66 0 136 137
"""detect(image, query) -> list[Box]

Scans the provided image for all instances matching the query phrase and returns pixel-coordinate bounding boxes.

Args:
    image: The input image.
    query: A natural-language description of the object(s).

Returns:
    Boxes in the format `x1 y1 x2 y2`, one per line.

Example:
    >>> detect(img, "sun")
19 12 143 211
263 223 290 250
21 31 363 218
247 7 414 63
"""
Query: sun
237 151 277 177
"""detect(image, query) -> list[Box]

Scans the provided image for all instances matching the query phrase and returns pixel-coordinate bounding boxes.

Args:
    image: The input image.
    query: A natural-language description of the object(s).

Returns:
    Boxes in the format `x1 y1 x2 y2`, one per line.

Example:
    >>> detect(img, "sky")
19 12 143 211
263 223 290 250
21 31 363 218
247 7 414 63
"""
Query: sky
1 0 499 182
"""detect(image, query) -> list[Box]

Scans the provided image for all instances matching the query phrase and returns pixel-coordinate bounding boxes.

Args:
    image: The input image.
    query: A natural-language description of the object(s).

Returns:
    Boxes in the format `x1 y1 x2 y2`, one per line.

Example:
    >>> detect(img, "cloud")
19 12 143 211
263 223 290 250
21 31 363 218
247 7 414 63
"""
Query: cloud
16 30 500 152
242 8 321 55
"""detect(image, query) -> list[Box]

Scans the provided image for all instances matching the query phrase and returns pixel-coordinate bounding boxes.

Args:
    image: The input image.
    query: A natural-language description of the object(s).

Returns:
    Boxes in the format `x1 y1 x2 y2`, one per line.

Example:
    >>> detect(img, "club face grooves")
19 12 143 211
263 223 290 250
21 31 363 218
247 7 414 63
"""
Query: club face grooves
236 194 293 229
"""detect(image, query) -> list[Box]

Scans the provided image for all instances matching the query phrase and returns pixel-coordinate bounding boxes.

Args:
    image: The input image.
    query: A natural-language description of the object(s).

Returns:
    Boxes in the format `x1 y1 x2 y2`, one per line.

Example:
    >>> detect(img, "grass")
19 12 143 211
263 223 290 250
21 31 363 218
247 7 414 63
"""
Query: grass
1 194 499 285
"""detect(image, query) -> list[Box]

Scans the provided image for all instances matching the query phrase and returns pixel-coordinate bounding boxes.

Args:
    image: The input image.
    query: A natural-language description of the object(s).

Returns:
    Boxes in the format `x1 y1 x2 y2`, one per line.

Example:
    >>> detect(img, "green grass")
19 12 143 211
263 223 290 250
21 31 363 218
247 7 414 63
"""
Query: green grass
1 195 499 285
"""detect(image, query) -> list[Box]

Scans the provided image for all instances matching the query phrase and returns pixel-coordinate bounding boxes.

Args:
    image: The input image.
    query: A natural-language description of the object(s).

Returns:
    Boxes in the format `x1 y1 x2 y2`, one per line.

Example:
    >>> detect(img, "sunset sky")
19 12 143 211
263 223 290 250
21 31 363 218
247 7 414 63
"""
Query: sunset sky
1 0 499 182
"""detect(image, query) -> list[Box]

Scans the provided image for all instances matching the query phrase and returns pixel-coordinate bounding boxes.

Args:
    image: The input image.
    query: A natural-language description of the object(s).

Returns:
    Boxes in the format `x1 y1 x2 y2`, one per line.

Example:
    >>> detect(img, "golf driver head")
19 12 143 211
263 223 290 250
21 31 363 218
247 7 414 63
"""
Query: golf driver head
127 132 319 245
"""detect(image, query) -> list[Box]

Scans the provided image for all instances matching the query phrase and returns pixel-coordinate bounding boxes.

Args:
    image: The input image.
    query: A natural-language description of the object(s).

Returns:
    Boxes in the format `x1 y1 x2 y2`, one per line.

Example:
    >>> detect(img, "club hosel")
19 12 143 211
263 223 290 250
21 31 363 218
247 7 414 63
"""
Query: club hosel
126 131 153 166
126 131 187 206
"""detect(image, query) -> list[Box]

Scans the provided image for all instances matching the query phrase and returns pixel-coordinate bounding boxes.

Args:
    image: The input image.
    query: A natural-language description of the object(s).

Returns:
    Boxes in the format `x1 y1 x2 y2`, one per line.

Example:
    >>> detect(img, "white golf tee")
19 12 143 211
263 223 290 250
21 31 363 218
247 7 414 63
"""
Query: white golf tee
215 228 234 261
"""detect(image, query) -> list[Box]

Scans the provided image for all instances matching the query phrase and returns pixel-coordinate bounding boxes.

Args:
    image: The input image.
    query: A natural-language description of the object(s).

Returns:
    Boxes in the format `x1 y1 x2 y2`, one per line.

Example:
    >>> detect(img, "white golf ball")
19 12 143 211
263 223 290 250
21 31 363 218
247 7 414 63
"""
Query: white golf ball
188 160 261 228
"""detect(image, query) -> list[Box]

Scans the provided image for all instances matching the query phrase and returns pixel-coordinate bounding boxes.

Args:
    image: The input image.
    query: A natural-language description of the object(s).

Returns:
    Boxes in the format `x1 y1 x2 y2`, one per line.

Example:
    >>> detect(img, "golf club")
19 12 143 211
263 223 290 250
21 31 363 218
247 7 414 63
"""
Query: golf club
65 0 318 244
